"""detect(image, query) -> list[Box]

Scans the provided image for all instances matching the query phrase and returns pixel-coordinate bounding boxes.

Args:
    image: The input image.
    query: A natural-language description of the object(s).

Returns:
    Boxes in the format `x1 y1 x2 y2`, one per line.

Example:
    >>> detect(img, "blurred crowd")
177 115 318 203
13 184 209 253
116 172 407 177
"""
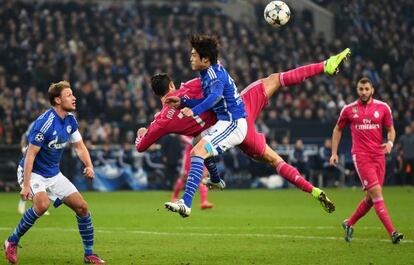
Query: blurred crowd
0 0 413 188
0 0 413 144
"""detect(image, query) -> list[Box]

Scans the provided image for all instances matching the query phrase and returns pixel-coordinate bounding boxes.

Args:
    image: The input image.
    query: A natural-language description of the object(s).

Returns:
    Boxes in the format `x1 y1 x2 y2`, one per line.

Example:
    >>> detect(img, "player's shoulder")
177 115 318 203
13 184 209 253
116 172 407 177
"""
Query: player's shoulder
66 112 78 124
35 108 55 126
373 99 392 111
181 77 202 89
340 100 358 114
31 109 56 134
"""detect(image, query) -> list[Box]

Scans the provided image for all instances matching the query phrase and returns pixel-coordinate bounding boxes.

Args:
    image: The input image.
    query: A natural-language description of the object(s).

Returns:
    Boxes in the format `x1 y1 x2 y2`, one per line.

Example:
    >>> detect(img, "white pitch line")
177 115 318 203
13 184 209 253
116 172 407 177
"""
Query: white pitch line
0 227 412 244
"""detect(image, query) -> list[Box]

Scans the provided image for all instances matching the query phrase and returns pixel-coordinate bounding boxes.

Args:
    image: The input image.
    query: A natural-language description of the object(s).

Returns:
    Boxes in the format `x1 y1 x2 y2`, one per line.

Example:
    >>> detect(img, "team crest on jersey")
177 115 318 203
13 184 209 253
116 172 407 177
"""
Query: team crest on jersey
352 107 358 113
66 125 72 133
374 111 379 118
35 133 44 142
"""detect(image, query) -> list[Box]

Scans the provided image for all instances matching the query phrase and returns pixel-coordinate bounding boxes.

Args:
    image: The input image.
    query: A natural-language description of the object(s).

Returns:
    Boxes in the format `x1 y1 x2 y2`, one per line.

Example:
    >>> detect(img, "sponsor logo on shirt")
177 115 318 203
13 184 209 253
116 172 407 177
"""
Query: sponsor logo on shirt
66 125 72 134
355 119 380 130
48 136 68 149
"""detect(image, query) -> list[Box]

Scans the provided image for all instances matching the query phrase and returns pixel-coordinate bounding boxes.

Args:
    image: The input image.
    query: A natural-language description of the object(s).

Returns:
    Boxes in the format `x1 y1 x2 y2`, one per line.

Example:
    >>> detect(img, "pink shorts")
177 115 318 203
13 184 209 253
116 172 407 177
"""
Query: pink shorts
238 80 269 160
352 153 385 190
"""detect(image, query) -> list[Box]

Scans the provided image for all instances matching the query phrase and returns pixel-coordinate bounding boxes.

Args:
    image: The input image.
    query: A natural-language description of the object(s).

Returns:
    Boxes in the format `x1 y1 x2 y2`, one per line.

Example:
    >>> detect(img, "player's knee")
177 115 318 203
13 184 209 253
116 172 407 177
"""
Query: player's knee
367 185 382 200
34 200 50 215
76 201 89 217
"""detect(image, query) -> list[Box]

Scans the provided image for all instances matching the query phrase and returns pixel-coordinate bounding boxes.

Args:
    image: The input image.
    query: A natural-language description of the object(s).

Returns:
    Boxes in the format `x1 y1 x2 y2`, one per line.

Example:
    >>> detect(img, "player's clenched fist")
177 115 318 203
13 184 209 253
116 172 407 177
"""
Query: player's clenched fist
180 107 194 117
137 127 148 137
83 166 95 178
329 153 339 166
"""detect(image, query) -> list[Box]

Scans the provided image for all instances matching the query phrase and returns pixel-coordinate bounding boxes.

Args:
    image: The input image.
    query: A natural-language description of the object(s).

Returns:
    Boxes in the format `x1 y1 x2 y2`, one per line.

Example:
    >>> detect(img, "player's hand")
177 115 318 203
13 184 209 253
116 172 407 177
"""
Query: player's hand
329 154 339 166
181 107 194 117
382 142 393 154
165 96 181 108
20 186 31 201
137 127 147 137
83 167 95 179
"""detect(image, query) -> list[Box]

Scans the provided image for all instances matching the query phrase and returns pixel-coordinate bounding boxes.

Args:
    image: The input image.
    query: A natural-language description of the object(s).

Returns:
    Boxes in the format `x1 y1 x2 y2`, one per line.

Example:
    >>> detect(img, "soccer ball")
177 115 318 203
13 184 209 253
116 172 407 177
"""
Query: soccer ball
264 1 291 27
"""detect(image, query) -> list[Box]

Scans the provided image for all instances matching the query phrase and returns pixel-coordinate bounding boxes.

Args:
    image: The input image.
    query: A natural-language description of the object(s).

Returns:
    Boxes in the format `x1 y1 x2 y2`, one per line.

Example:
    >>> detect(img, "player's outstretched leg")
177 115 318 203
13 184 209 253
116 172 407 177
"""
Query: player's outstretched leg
263 48 351 98
262 146 335 213
324 48 351 75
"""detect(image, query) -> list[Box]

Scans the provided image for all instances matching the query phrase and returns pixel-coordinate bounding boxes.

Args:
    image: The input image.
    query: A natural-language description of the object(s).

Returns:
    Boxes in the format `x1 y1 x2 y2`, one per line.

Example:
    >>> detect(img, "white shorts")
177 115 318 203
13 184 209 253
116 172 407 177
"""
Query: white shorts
201 118 247 156
17 166 78 207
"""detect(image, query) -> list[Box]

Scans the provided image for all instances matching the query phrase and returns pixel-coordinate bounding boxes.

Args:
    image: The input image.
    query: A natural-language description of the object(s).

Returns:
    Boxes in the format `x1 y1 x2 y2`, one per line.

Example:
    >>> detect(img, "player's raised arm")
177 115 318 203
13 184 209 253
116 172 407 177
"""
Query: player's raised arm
135 120 168 153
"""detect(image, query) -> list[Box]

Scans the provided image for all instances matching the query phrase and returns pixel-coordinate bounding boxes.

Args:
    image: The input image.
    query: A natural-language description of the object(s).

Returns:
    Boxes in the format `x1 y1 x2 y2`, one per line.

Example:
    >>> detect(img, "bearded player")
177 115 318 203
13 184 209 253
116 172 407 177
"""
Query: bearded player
330 77 403 244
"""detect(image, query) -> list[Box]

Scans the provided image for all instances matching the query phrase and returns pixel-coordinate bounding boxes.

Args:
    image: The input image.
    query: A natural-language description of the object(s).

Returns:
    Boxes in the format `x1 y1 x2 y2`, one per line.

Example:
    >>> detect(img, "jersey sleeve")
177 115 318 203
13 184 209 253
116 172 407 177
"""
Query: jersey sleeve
336 106 349 129
28 118 52 147
383 103 394 128
69 115 82 143
135 118 169 152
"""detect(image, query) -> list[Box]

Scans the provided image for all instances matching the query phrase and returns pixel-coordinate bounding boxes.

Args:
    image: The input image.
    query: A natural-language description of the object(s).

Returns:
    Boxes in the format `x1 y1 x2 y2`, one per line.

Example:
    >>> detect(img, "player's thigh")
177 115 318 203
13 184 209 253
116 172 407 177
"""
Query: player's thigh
49 172 79 208
63 191 89 215
376 156 386 186
201 119 247 156
17 166 48 200
352 154 379 190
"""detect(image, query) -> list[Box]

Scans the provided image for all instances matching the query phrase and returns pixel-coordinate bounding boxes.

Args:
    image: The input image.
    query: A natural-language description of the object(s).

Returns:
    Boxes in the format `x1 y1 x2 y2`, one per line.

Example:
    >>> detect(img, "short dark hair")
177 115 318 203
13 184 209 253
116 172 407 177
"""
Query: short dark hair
190 35 219 65
357 77 373 87
151 73 171 97
48 80 71 106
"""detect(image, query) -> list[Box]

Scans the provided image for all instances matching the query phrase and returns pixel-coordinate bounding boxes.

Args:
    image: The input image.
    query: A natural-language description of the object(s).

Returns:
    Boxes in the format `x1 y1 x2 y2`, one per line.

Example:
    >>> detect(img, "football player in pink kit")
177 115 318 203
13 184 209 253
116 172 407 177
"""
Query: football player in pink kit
330 77 403 244
136 48 351 216
171 135 213 209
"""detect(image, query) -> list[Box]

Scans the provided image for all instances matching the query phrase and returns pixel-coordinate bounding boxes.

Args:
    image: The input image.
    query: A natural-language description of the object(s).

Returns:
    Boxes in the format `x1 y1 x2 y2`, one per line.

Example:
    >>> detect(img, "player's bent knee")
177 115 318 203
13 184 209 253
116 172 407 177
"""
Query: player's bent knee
34 200 50 215
75 201 89 217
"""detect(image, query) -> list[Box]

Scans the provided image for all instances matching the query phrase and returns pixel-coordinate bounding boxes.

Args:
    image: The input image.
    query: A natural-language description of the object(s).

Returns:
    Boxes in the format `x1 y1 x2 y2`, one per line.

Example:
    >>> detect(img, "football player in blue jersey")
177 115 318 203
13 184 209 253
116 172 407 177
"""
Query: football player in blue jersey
165 35 247 217
4 81 105 264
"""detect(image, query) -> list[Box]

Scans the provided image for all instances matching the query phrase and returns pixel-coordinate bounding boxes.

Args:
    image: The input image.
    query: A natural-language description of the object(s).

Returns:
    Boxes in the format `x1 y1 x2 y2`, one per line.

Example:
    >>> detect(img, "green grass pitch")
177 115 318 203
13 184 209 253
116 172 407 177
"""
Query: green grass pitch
0 187 413 264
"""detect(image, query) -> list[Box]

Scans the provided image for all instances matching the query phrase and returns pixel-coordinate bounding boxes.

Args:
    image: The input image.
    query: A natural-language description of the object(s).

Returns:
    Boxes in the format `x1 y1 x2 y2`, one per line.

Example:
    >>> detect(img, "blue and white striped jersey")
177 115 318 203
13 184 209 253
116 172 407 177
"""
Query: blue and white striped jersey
19 108 81 177
200 64 246 121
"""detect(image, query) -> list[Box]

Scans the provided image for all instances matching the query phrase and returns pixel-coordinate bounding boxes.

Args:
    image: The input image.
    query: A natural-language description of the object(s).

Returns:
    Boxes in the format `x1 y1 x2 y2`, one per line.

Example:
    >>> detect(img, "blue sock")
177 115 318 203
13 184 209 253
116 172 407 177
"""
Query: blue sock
182 156 204 207
9 207 40 243
204 157 220 183
76 213 94 256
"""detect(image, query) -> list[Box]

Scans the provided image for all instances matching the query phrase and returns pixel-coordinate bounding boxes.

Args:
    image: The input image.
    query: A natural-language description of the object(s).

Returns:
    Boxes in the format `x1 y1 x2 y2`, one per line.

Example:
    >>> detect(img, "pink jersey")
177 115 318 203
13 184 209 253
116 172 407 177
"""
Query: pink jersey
136 78 217 152
337 99 393 155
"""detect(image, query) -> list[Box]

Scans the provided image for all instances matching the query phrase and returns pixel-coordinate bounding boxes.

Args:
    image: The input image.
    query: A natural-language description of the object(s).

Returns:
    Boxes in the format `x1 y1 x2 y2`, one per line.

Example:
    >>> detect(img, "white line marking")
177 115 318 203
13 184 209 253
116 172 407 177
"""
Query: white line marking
0 227 412 244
